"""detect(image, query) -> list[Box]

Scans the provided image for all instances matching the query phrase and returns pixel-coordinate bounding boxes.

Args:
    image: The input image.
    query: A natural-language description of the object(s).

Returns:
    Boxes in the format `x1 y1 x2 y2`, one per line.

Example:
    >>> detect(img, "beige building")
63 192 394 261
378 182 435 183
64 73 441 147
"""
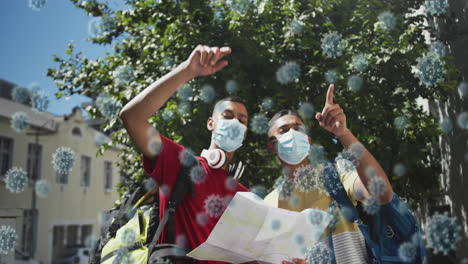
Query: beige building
0 80 121 264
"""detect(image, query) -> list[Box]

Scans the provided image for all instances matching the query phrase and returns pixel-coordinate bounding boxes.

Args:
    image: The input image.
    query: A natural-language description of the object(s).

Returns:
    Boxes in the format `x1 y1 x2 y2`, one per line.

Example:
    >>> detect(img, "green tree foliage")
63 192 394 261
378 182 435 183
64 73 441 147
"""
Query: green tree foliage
48 0 459 209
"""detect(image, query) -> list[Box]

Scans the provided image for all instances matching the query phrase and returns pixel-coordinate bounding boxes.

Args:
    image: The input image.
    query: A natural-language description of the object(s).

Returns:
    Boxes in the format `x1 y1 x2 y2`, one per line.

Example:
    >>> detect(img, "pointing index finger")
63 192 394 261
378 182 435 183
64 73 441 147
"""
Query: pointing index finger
326 84 334 105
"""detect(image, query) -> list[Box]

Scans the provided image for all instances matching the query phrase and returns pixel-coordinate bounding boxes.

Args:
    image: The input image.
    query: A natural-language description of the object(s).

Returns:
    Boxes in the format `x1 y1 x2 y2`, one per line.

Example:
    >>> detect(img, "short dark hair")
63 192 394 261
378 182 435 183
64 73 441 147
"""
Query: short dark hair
268 109 304 135
212 96 247 115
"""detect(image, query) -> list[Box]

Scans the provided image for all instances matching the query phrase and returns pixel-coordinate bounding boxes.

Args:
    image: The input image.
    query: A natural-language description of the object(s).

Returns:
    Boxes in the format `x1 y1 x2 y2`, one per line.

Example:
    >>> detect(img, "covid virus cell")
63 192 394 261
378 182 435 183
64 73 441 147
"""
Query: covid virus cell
204 194 225 218
425 0 449 15
11 86 30 104
321 31 345 58
35 179 51 198
113 65 134 87
200 84 216 103
0 225 17 254
368 177 386 197
335 147 360 168
29 0 47 11
363 196 380 215
178 102 191 115
294 165 327 194
458 82 468 97
278 175 295 200
262 97 274 110
225 80 239 94
413 53 446 87
457 112 468 130
162 109 175 121
4 167 28 194
309 144 327 166
113 249 133 264
351 53 369 72
226 0 251 14
88 15 115 38
438 118 452 133
52 147 76 175
299 103 314 119
250 185 268 199
276 62 301 85
398 240 417 262
293 233 305 245
31 90 50 112
321 163 344 196
305 243 330 264
11 112 30 133
270 219 282 231
196 212 209 226
190 165 207 184
393 163 406 177
425 212 462 255
307 210 324 226
429 41 447 57
325 70 339 84
347 74 363 91
335 157 355 176
377 11 397 31
250 114 269 134
177 84 193 101
289 18 305 35
96 94 122 119
394 116 410 130
118 227 137 246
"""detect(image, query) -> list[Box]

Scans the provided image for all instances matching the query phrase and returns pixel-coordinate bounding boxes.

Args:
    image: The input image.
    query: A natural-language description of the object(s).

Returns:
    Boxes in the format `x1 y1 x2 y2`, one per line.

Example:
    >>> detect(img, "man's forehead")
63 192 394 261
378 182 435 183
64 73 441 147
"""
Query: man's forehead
215 101 248 116
274 115 303 128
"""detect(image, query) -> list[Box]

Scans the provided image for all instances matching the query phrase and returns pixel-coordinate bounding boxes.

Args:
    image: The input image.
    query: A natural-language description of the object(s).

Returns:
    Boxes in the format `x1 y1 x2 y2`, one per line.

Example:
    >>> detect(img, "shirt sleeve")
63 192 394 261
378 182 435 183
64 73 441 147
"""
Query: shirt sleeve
142 135 185 188
339 167 360 206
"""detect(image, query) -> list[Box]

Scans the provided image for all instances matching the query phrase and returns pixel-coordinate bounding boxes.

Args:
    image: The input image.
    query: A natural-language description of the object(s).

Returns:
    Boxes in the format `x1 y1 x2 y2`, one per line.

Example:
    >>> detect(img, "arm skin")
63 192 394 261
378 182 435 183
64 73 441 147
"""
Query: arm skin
119 45 231 160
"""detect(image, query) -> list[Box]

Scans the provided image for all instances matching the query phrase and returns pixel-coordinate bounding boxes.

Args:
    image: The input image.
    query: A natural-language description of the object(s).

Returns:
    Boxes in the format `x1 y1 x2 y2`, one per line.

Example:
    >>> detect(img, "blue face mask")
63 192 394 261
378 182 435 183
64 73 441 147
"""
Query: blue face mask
213 118 247 152
277 129 310 165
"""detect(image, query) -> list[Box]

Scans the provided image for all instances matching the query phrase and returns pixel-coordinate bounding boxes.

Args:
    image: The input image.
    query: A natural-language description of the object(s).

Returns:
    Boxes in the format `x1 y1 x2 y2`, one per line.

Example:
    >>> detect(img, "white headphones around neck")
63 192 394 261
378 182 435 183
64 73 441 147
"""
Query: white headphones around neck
200 149 226 169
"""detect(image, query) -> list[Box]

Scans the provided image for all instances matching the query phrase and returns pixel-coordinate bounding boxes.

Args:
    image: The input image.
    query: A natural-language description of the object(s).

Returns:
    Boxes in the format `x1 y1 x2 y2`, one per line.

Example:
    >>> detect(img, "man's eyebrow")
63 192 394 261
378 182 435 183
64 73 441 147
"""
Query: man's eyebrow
222 109 234 115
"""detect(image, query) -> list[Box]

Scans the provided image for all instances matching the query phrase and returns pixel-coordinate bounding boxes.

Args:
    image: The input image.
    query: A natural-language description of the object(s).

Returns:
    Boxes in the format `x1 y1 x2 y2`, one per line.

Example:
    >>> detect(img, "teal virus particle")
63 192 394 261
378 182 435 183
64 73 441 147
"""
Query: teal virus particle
225 80 239 94
299 103 314 119
119 227 137 246
278 176 295 200
325 70 339 84
0 225 17 255
347 74 363 91
4 167 29 194
35 179 51 198
225 177 237 191
377 11 397 31
200 84 216 103
31 90 50 112
250 114 269 134
425 212 462 255
52 147 76 175
321 31 345 58
363 196 380 215
430 41 447 57
322 163 344 196
250 185 267 199
368 177 386 196
276 61 301 85
309 144 327 166
226 0 251 14
458 82 468 97
204 194 225 218
305 243 330 264
262 97 274 110
190 165 207 184
88 15 115 38
307 210 324 226
351 54 369 72
178 102 191 115
113 249 133 264
394 116 410 130
393 163 406 177
113 65 134 86
196 212 209 227
95 132 108 146
270 219 281 231
293 233 305 245
457 112 468 130
398 240 417 262
162 109 175 121
438 118 452 133
11 112 30 133
288 195 301 208
11 86 31 104
425 0 449 15
294 165 327 194
289 18 305 35
96 94 122 119
177 84 193 101
335 156 355 175
29 0 46 11
413 53 446 87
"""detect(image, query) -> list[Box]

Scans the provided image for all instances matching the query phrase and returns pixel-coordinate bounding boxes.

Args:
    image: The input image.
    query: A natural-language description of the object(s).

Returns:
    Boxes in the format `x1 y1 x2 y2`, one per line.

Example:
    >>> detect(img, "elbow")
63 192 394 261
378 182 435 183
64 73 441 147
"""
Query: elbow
380 190 394 204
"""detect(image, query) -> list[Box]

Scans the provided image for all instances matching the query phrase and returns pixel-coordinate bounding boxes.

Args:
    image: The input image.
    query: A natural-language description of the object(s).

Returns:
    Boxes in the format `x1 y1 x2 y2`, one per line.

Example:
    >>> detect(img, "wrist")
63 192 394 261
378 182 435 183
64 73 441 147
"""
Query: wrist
179 60 196 81
336 128 351 139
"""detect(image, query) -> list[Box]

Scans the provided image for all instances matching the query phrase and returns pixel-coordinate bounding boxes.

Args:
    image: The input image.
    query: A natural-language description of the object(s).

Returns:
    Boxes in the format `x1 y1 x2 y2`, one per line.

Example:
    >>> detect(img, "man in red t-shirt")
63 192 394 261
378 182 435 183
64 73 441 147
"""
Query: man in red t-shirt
119 45 249 264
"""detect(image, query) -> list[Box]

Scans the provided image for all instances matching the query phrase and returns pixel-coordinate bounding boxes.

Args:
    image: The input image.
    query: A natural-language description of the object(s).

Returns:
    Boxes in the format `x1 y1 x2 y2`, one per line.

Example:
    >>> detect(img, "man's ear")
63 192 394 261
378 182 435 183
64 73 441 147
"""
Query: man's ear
308 136 311 144
267 139 277 154
207 117 215 131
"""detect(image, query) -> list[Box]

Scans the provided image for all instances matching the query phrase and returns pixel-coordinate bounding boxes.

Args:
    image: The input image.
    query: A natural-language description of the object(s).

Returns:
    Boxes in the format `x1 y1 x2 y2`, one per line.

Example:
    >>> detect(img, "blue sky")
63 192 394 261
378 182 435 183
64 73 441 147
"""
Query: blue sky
0 0 123 116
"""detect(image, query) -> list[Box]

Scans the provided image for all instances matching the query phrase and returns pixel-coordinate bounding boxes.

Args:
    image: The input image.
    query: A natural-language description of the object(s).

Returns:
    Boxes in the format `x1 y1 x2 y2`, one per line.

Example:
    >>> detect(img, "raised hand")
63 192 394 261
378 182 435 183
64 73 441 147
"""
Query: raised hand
315 84 349 137
185 45 231 78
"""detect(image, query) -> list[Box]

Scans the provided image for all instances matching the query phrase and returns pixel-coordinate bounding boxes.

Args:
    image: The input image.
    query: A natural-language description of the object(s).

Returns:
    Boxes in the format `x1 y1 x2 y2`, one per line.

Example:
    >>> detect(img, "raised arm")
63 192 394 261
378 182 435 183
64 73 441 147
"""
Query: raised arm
315 84 394 204
119 45 232 159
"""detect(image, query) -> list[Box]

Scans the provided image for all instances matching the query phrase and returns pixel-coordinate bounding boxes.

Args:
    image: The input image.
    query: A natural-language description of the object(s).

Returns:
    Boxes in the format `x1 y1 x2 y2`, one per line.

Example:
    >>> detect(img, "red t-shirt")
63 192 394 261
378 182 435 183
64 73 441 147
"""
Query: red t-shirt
142 135 248 264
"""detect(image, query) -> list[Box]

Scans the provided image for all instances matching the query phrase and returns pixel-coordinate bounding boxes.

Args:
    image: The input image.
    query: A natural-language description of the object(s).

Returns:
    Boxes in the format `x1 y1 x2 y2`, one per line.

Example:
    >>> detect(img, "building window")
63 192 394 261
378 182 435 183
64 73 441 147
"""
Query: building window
0 136 13 176
104 161 113 192
66 225 80 247
26 143 42 181
56 171 68 185
80 155 91 187
71 126 82 138
80 225 93 246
